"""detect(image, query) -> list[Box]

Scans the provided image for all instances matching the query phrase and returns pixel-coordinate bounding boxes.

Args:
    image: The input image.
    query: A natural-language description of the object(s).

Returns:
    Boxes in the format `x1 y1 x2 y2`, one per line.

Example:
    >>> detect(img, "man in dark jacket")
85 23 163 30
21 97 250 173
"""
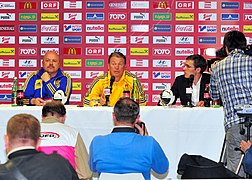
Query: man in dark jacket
0 113 79 180
171 54 210 106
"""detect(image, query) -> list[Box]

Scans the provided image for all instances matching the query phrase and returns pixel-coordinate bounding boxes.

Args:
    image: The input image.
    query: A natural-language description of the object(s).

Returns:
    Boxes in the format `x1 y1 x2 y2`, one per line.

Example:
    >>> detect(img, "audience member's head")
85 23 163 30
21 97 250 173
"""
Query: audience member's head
5 114 40 153
42 101 66 123
113 97 139 125
108 52 127 82
223 30 247 53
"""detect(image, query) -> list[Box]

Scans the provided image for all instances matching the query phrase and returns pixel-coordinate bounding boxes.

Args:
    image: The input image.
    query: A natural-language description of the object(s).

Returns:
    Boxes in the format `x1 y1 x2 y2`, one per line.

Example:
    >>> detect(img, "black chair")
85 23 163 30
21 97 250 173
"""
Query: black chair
178 153 242 179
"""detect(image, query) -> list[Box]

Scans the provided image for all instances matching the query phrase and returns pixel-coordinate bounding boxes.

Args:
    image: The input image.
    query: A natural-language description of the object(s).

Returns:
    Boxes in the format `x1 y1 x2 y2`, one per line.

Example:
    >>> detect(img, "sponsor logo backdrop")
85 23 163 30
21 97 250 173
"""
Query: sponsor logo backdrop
0 0 250 105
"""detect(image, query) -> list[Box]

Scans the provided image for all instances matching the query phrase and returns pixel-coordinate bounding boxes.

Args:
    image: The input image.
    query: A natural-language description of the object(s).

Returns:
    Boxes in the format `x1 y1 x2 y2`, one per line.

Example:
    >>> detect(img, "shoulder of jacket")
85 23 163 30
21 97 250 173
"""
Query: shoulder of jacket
61 71 71 79
125 71 136 78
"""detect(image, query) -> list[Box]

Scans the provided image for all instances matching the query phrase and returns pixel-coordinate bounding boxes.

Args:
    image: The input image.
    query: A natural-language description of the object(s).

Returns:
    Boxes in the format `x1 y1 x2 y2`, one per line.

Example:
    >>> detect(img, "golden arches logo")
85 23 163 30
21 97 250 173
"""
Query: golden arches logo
24 2 32 9
68 48 76 55
158 2 167 9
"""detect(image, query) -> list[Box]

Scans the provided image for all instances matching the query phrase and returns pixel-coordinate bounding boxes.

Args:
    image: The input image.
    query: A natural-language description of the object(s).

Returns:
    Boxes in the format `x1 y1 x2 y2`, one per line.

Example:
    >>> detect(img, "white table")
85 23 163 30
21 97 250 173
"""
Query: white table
0 105 225 179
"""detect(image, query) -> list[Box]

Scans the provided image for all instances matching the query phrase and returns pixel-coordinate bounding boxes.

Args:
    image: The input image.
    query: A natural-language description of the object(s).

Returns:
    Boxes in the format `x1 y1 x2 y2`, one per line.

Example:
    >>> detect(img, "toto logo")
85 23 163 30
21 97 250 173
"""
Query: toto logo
19 48 37 55
109 13 126 20
153 48 171 55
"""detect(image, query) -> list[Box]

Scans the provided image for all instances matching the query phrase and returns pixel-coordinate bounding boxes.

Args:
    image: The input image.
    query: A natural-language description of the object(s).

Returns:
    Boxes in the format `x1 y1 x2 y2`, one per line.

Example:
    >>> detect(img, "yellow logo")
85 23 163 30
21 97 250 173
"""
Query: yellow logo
158 2 167 9
108 24 127 32
0 48 15 55
54 79 60 88
130 48 149 56
41 13 59 21
72 82 82 90
176 13 194 21
244 25 252 33
35 79 42 90
68 48 76 55
24 2 32 9
63 59 82 67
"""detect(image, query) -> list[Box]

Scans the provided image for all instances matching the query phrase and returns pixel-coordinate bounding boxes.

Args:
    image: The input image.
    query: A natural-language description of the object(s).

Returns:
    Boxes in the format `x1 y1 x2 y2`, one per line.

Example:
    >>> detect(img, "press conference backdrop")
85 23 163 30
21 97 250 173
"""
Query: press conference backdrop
0 1 251 105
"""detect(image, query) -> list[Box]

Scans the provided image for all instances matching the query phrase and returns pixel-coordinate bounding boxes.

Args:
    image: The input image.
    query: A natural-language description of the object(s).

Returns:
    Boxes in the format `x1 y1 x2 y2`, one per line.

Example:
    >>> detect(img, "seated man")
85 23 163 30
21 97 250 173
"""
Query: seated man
89 97 169 180
169 54 210 106
38 101 92 180
0 113 78 179
23 50 72 106
84 52 146 106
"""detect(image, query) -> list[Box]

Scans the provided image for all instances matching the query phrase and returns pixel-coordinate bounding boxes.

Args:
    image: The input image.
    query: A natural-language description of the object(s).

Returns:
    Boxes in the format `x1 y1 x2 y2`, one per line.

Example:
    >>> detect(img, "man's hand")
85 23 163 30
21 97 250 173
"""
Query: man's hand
99 94 107 106
135 120 149 136
31 98 45 106
41 72 50 82
240 140 252 153
196 100 205 107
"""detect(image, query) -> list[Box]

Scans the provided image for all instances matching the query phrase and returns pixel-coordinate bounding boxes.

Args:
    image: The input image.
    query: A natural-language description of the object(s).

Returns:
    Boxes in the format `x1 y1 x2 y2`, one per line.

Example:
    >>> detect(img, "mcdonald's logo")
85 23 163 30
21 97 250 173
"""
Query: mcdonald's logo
19 2 37 9
63 47 82 55
153 1 170 9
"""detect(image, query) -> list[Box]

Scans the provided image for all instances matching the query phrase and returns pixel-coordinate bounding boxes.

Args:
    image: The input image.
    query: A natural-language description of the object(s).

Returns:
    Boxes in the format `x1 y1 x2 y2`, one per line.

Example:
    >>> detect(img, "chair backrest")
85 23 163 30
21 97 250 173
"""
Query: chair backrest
99 173 144 180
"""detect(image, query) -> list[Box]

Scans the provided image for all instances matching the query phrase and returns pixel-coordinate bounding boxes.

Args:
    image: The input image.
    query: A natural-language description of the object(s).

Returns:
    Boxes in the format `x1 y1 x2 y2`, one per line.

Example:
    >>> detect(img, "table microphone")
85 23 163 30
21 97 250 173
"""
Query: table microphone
189 74 194 88
110 76 115 94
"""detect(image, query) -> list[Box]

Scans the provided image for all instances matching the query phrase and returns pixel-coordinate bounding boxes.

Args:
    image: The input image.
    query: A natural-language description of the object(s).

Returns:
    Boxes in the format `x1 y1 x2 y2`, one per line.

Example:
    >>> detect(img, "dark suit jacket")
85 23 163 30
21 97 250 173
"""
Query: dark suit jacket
0 149 79 180
171 73 210 106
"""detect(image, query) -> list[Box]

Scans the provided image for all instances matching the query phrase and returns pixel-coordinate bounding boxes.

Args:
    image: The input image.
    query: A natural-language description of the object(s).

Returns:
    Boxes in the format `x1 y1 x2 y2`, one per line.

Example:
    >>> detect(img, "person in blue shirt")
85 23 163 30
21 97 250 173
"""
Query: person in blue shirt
89 97 169 180
240 140 252 176
23 51 72 106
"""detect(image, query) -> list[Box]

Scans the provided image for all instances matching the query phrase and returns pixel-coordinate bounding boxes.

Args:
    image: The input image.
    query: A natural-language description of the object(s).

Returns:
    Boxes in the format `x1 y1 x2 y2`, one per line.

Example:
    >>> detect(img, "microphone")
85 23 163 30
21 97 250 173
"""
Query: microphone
110 76 115 94
189 74 194 88
185 74 194 107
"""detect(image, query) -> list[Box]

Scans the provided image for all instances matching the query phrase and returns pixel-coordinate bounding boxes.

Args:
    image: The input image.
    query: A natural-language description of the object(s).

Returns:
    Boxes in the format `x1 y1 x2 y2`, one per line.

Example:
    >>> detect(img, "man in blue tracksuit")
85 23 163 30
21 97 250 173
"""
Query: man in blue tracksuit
23 51 72 105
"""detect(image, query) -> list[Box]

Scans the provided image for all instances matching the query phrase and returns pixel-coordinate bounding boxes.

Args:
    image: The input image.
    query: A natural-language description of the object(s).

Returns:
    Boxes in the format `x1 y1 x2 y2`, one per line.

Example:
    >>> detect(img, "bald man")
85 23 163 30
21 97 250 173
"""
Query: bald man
23 51 72 106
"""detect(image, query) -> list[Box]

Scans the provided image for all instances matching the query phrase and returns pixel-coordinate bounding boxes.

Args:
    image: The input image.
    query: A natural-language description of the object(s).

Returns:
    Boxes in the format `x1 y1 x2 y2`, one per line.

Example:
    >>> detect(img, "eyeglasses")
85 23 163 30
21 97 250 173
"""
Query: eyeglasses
183 63 195 69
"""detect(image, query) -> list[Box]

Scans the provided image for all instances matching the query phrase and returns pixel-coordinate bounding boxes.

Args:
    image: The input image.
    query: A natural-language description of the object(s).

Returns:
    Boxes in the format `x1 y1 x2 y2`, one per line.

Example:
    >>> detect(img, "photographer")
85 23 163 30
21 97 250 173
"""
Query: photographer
210 30 252 177
88 97 168 180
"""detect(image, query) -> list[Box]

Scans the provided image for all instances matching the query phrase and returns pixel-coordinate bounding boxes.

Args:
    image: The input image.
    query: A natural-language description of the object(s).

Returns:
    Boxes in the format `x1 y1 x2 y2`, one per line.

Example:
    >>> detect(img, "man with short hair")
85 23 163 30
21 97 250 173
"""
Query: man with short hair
23 51 72 106
169 54 210 106
38 101 92 180
89 97 169 180
84 52 146 106
0 113 78 180
210 30 252 176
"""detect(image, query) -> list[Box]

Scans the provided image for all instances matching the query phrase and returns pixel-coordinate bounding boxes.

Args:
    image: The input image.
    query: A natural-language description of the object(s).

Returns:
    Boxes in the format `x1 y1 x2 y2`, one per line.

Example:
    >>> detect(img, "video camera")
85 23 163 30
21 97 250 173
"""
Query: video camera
234 104 252 117
216 44 252 59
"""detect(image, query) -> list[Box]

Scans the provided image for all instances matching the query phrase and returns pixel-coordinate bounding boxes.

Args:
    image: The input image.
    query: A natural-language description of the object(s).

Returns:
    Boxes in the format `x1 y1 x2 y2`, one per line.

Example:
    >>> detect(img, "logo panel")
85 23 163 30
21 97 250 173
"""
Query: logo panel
63 48 82 55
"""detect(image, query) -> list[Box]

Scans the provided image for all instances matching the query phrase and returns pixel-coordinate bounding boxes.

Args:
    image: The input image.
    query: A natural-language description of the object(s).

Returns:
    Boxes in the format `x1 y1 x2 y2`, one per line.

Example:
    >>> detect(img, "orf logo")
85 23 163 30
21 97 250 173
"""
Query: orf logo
68 48 76 55
24 2 32 8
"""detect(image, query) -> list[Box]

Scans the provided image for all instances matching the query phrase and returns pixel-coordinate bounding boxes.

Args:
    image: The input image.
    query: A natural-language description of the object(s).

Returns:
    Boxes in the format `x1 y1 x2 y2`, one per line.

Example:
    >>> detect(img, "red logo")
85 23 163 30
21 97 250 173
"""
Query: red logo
176 1 194 9
41 1 59 9
19 48 37 55
153 48 171 55
19 2 37 9
244 14 252 21
108 13 127 20
63 47 82 55
86 47 104 55
153 1 170 9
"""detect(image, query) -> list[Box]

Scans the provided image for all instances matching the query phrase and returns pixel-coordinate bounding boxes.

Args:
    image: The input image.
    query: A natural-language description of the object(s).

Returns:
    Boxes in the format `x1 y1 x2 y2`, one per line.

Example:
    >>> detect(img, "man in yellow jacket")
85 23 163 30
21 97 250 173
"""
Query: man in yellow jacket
84 52 146 106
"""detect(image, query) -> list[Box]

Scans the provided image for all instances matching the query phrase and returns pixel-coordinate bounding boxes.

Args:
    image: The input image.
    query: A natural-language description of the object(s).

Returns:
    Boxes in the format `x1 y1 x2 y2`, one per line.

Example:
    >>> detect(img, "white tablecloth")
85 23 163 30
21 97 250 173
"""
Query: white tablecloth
0 105 225 179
